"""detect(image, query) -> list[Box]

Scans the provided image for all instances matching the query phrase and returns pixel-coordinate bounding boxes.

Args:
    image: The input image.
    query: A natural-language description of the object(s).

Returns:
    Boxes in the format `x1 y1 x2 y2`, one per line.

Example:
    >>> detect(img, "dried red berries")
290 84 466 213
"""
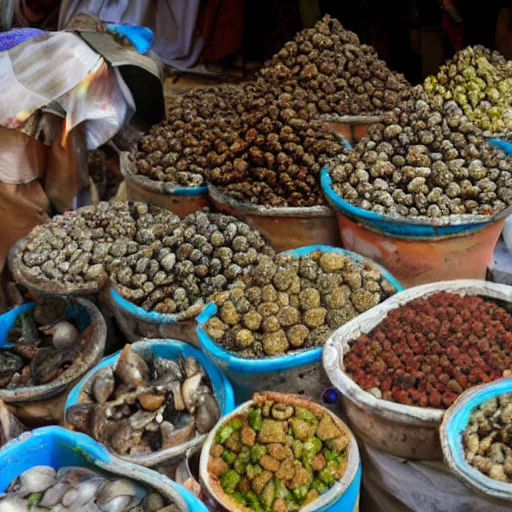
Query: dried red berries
344 292 512 409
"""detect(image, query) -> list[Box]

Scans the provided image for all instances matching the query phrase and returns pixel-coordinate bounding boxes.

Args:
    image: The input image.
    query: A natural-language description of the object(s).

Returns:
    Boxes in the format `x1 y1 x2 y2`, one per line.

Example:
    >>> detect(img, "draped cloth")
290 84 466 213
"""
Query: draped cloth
0 24 135 289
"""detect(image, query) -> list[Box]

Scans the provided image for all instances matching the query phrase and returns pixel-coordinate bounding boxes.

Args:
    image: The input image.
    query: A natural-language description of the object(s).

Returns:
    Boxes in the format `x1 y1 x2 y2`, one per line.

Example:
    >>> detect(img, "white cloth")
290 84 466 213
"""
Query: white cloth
361 444 511 512
58 0 204 69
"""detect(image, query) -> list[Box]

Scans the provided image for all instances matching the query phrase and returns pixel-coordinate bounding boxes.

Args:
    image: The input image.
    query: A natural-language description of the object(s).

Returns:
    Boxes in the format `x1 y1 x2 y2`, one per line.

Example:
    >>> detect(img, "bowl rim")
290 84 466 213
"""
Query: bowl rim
199 391 361 512
440 377 512 503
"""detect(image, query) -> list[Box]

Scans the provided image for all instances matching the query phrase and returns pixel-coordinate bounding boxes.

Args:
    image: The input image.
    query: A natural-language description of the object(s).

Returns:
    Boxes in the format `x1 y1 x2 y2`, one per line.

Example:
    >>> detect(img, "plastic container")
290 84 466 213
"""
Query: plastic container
199 391 362 512
324 115 383 144
208 184 341 252
441 377 512 504
65 339 235 470
0 297 106 403
321 167 510 288
0 426 208 512
197 245 402 404
108 287 202 345
323 279 512 461
121 152 209 218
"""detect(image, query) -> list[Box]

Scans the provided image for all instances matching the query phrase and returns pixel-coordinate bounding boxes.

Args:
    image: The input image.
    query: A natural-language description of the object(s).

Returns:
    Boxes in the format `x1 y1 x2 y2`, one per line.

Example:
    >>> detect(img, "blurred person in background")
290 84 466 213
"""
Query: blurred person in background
448 0 512 59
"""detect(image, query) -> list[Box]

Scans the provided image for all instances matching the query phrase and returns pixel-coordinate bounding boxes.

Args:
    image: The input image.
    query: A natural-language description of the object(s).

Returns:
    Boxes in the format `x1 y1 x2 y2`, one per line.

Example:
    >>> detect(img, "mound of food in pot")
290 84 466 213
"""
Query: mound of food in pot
329 85 512 220
344 292 512 408
1 304 87 389
258 15 410 116
110 210 275 314
0 465 177 511
65 345 220 457
424 45 512 134
208 395 351 511
204 250 396 357
463 393 512 483
18 201 180 291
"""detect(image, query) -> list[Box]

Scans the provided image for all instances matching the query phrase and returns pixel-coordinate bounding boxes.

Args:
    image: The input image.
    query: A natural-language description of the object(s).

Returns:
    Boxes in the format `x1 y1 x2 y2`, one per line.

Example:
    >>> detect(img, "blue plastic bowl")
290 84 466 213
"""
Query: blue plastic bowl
65 339 235 467
109 288 202 345
0 298 106 403
321 167 501 239
197 245 402 403
441 377 512 503
0 426 208 511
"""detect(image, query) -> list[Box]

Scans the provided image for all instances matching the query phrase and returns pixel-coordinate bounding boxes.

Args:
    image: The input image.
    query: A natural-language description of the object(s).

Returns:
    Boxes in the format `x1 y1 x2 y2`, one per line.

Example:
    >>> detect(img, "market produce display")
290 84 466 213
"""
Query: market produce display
344 292 512 408
463 393 512 483
329 86 512 220
258 15 411 116
424 46 512 133
166 85 251 123
130 117 238 188
204 249 396 357
66 345 220 457
16 201 180 292
110 210 275 314
0 465 176 511
208 105 343 207
207 394 351 511
0 309 83 389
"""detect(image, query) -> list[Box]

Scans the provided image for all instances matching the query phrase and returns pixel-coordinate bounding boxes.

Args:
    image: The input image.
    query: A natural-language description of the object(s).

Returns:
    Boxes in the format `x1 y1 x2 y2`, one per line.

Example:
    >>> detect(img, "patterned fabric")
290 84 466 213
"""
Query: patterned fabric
0 27 45 51
0 30 135 149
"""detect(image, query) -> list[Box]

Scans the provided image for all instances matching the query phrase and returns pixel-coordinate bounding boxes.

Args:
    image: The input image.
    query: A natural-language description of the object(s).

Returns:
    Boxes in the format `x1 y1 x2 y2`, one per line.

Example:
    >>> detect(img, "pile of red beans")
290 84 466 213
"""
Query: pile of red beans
344 292 512 409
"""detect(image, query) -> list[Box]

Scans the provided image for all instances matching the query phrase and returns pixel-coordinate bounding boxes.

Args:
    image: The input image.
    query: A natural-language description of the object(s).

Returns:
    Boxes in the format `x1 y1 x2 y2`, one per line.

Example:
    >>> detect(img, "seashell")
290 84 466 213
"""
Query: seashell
96 479 139 509
97 495 132 512
144 491 166 512
0 496 29 511
0 353 24 379
182 356 204 379
160 414 196 450
109 420 143 455
65 403 95 434
152 358 182 381
18 466 56 496
129 410 157 430
30 347 68 385
195 393 221 434
169 381 185 411
40 321 80 352
56 466 100 482
114 345 149 389
92 368 115 405
182 373 203 413
39 481 68 507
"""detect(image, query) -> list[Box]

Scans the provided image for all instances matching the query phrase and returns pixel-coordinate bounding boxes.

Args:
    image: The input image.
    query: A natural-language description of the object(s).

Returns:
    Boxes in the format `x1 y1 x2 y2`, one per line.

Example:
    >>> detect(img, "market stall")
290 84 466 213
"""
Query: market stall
0 8 511 512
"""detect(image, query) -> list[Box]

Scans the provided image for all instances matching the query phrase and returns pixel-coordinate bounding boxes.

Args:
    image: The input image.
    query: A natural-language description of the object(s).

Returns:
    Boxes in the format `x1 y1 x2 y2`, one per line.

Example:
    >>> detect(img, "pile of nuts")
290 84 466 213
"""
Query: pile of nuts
208 393 350 511
130 117 239 188
330 86 512 220
424 46 512 133
110 210 275 314
19 202 179 290
463 393 512 483
204 250 396 357
344 292 512 409
166 85 252 123
258 15 411 116
66 345 220 457
208 104 343 206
